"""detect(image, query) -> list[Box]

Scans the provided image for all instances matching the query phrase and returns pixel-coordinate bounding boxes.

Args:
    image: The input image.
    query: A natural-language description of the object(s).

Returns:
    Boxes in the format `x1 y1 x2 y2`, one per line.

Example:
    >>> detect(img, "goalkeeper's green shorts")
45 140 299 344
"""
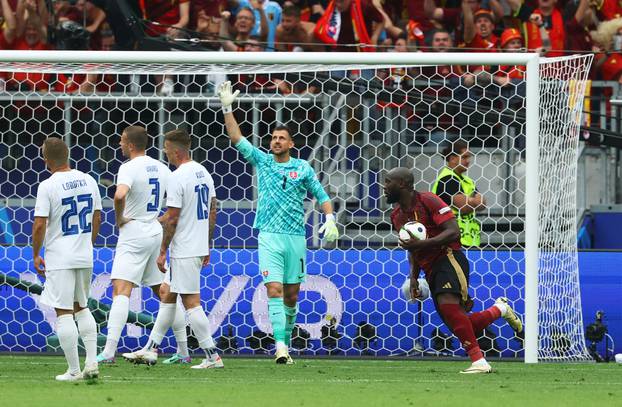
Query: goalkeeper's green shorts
258 232 306 285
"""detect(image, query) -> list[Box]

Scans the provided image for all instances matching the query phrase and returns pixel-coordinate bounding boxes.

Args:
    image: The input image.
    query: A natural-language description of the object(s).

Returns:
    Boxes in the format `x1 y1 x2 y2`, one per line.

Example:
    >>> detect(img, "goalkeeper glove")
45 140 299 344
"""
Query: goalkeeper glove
217 80 240 114
318 214 339 242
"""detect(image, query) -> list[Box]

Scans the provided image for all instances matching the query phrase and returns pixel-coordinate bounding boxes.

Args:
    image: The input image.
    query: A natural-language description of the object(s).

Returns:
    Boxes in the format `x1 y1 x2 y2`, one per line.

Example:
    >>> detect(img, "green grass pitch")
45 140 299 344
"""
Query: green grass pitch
2 355 620 406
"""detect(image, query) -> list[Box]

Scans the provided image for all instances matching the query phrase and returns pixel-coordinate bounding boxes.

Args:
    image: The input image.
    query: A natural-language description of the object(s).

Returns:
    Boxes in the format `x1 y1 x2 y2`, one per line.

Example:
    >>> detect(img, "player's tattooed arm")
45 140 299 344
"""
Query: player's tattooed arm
157 207 181 272
92 210 101 245
209 197 217 244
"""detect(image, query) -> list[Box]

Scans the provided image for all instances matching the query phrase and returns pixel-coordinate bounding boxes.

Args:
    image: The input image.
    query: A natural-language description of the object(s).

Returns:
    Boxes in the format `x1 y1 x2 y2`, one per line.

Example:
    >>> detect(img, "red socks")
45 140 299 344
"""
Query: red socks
468 306 501 334
438 303 483 362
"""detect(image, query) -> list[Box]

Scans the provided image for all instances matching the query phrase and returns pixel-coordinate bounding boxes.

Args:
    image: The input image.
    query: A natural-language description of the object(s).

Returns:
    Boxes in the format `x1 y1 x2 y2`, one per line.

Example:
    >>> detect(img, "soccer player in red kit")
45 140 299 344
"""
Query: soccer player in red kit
384 167 523 374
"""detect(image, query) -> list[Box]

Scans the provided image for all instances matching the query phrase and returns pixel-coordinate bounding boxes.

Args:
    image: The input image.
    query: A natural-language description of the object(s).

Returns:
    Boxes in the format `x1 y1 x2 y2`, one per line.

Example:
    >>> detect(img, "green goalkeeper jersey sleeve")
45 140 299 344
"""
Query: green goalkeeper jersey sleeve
234 138 330 235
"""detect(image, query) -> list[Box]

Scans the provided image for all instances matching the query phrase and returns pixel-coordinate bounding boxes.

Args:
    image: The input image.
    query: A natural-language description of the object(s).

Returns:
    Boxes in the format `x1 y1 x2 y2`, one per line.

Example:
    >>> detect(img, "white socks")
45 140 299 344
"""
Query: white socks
187 306 216 351
57 314 80 374
172 302 189 357
276 341 288 353
145 302 177 349
102 295 130 358
105 296 188 356
75 308 97 366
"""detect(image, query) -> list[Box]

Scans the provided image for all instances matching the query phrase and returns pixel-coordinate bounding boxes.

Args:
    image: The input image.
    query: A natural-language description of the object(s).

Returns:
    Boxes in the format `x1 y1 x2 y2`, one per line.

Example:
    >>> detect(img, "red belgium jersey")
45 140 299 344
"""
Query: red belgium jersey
390 191 461 278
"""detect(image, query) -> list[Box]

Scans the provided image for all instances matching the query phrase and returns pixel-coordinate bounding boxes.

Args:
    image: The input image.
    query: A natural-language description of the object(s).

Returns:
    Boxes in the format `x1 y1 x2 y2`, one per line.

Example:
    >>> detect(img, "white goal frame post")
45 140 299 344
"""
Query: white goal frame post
0 50 593 364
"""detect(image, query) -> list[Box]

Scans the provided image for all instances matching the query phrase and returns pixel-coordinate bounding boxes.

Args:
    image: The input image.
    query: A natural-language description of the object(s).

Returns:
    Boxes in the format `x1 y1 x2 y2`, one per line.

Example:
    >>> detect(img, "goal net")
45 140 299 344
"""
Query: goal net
0 51 592 362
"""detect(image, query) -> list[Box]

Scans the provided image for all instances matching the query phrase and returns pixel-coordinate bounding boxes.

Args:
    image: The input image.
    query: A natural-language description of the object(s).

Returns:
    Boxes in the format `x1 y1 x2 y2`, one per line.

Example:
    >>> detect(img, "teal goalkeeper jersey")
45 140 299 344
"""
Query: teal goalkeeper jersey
234 138 330 236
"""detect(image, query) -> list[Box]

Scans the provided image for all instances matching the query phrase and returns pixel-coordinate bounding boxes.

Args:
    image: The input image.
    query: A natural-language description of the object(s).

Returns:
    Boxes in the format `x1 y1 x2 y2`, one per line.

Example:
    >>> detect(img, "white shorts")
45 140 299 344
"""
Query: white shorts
40 268 92 310
111 233 163 287
163 257 203 294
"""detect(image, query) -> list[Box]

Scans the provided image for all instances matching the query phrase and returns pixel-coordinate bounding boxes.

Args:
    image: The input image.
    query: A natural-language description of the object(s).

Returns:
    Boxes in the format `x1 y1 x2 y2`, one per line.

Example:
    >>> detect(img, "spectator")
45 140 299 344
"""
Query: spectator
566 0 606 78
14 0 48 47
4 0 49 92
499 27 524 51
372 0 402 40
591 17 622 81
566 0 599 52
432 140 486 248
428 28 453 53
195 9 222 49
0 0 17 48
289 0 329 23
55 0 106 50
314 0 384 52
87 0 141 51
463 8 498 51
15 0 48 44
522 0 566 56
252 0 282 51
275 5 318 51
230 0 280 50
192 0 225 23
141 0 190 39
391 31 408 53
220 5 268 51
462 7 497 87
192 1 226 49
406 0 435 32
494 28 525 86
425 0 502 45
596 0 622 21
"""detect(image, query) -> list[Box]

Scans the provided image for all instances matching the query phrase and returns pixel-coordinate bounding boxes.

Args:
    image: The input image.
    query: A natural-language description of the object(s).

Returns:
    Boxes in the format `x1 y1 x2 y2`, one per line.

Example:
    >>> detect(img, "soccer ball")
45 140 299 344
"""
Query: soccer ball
399 221 427 241
400 277 430 302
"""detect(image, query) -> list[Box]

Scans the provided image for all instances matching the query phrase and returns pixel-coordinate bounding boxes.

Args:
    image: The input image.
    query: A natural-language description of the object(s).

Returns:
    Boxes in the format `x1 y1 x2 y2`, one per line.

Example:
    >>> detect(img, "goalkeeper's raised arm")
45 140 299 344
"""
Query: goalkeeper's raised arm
218 81 243 144
216 80 338 241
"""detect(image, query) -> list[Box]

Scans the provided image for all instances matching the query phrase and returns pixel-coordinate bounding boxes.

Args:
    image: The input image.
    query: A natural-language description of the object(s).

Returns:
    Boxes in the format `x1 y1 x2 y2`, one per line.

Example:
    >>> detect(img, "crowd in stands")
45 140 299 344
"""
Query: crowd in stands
0 0 621 81
1 1 615 191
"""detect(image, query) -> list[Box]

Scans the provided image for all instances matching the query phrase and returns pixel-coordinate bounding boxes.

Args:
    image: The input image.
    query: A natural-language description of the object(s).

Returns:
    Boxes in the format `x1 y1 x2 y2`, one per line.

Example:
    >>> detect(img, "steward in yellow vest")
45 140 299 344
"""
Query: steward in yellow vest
432 141 486 247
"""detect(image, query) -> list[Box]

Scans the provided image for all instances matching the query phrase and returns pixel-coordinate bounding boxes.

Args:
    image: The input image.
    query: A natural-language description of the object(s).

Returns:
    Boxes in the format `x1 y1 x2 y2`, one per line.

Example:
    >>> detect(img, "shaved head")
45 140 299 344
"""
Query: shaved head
387 167 414 187
383 167 415 204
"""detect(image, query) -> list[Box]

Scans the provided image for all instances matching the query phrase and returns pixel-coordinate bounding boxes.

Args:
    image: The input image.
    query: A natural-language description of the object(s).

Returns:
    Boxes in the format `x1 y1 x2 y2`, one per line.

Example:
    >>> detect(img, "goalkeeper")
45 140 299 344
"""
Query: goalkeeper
217 81 339 364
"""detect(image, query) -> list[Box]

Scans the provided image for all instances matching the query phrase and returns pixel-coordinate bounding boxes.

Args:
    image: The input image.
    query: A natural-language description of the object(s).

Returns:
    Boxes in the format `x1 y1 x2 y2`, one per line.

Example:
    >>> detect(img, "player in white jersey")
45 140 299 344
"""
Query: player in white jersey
97 126 190 365
123 129 223 369
33 138 102 381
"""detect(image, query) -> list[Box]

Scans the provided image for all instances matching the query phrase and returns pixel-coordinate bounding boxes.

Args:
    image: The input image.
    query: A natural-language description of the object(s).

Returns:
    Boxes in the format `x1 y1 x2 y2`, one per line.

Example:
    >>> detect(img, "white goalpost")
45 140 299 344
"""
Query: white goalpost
0 50 592 363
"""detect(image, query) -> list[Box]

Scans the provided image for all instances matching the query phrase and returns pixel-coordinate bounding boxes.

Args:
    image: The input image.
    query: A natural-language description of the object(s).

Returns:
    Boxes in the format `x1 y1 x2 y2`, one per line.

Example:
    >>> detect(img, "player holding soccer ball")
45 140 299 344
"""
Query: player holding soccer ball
218 81 338 364
384 167 523 374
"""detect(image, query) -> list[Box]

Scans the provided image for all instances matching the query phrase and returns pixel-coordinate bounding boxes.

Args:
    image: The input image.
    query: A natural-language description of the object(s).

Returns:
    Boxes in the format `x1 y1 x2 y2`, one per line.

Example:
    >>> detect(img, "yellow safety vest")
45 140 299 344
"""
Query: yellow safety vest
432 167 481 247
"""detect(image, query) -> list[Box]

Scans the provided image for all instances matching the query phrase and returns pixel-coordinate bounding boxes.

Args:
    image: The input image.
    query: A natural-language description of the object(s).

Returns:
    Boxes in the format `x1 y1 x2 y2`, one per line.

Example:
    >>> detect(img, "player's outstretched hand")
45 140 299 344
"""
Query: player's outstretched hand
318 214 339 242
217 81 240 113
33 255 46 276
202 255 210 266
